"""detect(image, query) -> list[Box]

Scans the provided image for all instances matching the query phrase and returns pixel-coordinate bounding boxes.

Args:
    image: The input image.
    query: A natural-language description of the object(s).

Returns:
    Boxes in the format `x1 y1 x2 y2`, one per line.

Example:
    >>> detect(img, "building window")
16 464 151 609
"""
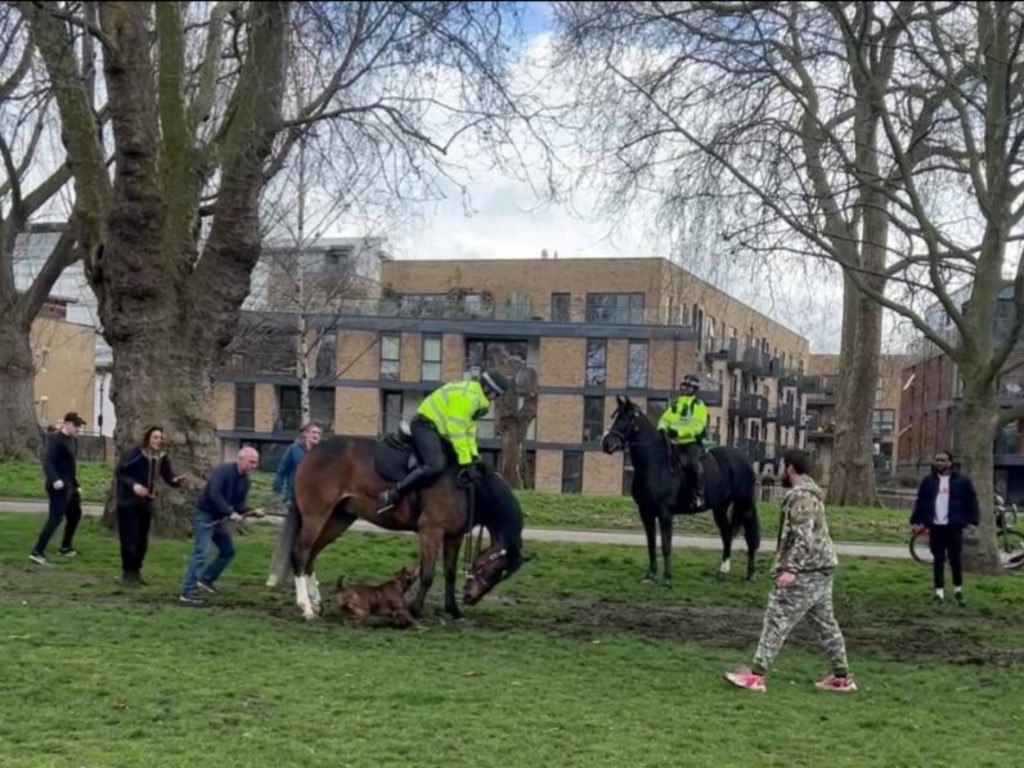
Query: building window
315 332 337 379
276 386 302 432
380 333 400 380
872 409 896 435
551 293 571 322
382 390 404 435
235 384 255 431
562 451 583 494
585 293 645 324
309 389 335 431
627 340 648 389
421 335 441 381
585 339 607 387
583 396 605 442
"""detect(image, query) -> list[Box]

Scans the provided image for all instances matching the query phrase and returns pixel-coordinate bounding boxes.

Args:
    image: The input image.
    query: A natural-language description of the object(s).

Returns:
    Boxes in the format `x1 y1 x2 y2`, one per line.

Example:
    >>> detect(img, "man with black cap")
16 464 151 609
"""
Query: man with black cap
29 412 87 564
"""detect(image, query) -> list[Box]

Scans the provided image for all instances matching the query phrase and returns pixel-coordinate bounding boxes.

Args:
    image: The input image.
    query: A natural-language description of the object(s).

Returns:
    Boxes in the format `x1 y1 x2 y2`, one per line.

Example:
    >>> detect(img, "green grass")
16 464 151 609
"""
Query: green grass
1 511 1023 767
0 460 912 545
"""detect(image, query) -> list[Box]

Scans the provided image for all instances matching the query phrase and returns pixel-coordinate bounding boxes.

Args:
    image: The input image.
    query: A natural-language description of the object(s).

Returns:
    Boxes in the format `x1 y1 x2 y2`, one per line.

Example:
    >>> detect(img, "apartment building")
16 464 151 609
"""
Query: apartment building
213 256 821 493
898 285 1024 499
31 298 98 430
802 353 909 485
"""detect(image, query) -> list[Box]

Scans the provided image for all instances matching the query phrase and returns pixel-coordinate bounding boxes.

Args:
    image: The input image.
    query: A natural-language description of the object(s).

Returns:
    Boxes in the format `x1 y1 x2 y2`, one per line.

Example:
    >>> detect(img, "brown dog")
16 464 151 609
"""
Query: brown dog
335 563 420 628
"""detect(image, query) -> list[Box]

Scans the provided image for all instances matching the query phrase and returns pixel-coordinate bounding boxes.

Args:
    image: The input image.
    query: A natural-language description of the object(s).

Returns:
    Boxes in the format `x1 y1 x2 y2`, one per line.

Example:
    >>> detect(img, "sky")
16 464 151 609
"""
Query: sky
297 2 890 355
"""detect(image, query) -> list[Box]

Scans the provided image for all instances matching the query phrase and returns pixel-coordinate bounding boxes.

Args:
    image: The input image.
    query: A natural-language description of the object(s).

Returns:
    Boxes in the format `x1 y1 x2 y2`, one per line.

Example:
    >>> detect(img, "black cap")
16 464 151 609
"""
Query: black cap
64 412 87 427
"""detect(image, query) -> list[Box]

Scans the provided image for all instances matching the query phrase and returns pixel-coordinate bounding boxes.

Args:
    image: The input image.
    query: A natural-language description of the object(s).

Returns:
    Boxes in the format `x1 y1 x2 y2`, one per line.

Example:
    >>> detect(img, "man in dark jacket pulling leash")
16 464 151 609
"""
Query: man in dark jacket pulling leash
910 450 980 606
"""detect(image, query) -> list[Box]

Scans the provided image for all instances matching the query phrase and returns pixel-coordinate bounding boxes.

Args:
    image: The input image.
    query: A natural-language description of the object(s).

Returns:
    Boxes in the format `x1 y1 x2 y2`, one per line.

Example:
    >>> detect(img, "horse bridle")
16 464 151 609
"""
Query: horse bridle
606 407 655 448
465 547 509 583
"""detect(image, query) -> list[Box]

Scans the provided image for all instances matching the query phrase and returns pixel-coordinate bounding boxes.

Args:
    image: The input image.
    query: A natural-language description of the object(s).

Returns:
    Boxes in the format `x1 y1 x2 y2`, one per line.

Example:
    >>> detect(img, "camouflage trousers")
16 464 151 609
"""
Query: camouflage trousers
753 570 849 675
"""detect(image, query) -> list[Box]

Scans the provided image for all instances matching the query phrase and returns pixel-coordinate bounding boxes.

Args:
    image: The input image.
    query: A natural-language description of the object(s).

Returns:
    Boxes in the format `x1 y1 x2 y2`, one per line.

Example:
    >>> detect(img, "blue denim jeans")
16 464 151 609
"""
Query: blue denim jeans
180 511 236 596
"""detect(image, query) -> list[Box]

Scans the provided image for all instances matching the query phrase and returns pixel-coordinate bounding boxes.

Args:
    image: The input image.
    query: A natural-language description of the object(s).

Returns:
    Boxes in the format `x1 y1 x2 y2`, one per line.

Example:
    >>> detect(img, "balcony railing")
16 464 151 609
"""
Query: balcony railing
730 393 768 419
327 297 679 326
735 438 767 462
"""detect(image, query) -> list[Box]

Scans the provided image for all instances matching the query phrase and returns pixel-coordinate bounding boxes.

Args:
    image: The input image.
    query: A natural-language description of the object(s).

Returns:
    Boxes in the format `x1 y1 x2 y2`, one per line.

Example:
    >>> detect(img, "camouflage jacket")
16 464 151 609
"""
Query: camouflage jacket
772 476 838 576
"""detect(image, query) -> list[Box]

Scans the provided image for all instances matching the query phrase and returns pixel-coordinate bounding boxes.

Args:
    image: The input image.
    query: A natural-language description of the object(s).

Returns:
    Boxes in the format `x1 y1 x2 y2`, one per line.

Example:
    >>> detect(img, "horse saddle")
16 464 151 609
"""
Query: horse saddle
373 423 422 482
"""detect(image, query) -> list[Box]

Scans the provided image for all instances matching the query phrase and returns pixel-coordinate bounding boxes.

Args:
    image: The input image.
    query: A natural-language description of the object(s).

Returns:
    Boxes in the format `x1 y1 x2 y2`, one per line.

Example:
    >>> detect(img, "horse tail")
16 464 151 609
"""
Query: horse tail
267 499 302 589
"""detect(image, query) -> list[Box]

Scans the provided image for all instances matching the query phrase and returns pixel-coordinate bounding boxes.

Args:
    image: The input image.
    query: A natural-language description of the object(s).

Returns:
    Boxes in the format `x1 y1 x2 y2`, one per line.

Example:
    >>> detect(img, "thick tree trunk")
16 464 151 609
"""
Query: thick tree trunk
0 321 43 460
826 273 882 507
498 417 526 489
100 330 219 537
955 378 1002 574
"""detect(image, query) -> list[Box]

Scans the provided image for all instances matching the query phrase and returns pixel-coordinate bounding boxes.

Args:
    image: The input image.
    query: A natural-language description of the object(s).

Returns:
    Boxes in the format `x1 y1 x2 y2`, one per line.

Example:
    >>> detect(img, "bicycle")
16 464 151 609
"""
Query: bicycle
909 500 1024 571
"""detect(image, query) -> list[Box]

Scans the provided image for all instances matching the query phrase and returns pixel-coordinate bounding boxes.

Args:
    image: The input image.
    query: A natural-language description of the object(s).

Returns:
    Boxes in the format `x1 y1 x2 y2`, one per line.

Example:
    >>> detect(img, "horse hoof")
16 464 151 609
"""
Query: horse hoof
746 573 757 583
301 612 320 622
660 579 672 589
641 574 657 585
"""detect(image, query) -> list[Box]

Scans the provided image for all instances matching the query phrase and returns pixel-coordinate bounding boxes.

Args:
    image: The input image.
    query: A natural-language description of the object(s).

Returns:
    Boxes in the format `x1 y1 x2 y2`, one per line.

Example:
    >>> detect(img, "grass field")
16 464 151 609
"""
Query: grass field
0 460 914 544
1 510 1022 768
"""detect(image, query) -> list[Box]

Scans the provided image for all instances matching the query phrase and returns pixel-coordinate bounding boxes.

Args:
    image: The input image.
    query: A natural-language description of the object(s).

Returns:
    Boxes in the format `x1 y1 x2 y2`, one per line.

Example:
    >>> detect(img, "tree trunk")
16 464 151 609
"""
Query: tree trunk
826 272 882 507
0 320 43 460
100 330 219 537
955 377 1002 574
498 416 526 488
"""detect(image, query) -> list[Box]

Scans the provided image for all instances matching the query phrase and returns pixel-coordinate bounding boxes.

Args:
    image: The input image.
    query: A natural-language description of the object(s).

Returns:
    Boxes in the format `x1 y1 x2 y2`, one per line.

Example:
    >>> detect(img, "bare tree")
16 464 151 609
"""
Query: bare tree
488 345 538 489
0 7 75 459
551 2 946 508
20 1 536 532
554 1 1024 571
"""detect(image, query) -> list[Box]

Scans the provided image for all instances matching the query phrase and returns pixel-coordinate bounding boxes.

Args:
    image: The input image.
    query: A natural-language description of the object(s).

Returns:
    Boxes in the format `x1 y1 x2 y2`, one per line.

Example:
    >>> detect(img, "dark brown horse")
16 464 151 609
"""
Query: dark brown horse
268 433 523 621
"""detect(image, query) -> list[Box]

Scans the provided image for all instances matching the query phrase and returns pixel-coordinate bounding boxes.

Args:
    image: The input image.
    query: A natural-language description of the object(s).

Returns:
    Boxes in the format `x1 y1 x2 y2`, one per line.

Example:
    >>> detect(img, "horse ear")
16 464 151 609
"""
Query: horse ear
624 395 633 408
616 394 624 407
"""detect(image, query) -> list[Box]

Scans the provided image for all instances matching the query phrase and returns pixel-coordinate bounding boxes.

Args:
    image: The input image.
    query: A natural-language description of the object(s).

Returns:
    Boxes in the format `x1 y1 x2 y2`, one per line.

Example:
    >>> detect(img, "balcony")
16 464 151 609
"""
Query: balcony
330 297 677 326
805 413 836 441
730 393 768 419
801 375 839 403
735 438 767 462
776 403 801 427
778 368 801 388
700 383 724 407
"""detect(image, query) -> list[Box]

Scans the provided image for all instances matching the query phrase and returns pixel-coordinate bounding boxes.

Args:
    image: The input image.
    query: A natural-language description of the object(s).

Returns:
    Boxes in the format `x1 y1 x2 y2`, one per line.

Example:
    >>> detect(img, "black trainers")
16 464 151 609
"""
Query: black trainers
28 552 48 566
179 594 205 605
197 580 218 594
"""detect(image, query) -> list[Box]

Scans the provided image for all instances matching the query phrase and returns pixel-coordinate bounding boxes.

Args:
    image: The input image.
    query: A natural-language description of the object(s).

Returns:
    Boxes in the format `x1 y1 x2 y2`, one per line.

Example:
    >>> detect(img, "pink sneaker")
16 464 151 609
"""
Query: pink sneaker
725 668 766 692
815 674 858 692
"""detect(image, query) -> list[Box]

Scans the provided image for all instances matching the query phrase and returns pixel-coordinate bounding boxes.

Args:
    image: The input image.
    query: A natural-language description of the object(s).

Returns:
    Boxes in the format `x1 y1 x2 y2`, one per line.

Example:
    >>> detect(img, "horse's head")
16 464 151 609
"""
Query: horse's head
601 395 643 455
461 544 519 606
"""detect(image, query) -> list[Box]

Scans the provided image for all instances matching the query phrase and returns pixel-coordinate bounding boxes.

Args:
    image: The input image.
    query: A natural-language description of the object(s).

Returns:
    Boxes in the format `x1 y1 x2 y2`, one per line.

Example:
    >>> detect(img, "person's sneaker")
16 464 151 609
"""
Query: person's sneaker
724 668 766 693
58 548 78 557
179 594 205 605
815 674 858 692
197 581 218 594
954 592 966 607
28 552 48 566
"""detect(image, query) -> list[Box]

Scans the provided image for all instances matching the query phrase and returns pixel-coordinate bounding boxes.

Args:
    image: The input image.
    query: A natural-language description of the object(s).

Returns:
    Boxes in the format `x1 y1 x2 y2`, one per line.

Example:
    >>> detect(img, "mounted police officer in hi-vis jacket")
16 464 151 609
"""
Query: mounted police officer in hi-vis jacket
658 373 710 508
377 369 510 514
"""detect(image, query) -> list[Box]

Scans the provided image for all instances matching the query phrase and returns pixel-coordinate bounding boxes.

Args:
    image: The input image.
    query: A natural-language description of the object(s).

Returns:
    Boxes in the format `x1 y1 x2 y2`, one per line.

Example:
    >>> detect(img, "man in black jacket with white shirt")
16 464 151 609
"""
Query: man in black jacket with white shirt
910 450 980 606
30 412 87 564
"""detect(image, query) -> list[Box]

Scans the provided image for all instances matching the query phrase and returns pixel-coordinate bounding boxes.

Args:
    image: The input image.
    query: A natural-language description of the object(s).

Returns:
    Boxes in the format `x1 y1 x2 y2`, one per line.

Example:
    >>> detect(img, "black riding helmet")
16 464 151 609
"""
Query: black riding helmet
480 369 510 397
680 373 701 391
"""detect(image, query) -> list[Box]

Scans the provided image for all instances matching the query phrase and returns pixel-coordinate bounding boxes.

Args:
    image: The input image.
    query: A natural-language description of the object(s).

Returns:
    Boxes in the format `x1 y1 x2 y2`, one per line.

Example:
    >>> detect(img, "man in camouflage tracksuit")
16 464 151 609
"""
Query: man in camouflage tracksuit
725 448 857 694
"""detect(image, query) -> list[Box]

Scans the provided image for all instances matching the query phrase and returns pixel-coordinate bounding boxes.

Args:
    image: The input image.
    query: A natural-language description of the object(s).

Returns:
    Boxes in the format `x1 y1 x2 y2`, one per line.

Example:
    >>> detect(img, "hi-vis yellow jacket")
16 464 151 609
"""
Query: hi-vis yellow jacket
657 394 709 445
417 380 491 465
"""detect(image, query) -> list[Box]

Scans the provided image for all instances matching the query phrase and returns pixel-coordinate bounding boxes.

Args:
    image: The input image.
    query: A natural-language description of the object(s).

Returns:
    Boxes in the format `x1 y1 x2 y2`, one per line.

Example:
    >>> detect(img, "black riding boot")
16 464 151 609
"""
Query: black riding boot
377 467 430 513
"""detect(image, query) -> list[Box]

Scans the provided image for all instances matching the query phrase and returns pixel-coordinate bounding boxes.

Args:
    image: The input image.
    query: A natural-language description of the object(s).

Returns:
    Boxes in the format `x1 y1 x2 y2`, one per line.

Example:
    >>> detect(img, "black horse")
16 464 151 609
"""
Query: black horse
601 395 761 585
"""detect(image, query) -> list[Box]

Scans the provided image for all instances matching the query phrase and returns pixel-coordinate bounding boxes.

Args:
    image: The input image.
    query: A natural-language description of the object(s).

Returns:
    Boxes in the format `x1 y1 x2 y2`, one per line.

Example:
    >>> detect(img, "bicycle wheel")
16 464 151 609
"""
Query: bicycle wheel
909 530 933 564
997 529 1024 571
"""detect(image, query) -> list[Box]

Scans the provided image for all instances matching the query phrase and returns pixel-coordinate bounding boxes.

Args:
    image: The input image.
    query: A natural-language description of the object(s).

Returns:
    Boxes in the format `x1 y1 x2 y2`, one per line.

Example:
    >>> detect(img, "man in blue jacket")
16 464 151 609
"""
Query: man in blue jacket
180 446 262 604
910 450 980 606
272 423 322 507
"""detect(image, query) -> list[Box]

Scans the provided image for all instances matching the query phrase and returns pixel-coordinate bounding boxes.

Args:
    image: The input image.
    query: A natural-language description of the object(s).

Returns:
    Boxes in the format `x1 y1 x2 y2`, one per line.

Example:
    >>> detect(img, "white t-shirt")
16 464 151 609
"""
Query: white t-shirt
934 475 951 525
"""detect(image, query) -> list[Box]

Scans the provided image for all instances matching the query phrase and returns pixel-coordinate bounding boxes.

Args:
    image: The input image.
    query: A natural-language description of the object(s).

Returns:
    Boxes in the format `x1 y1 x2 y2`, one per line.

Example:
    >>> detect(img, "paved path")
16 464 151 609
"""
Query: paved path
0 498 910 560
